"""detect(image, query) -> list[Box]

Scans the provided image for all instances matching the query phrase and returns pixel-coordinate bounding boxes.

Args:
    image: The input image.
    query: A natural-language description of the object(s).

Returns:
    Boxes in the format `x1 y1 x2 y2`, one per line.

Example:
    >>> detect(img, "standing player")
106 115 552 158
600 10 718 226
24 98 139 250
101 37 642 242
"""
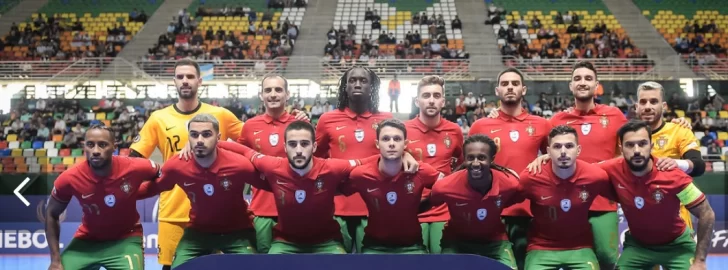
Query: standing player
430 135 523 269
141 114 261 268
129 59 244 270
47 125 161 270
315 66 393 253
404 75 463 254
468 67 551 269
599 121 714 270
634 81 706 234
520 125 615 270
343 119 440 254
216 121 419 254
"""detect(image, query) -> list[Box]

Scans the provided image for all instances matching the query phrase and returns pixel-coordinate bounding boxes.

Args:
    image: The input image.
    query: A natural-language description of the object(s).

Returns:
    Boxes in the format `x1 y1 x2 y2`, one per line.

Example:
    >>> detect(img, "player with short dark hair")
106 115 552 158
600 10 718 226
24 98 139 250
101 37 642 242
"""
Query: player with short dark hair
315 66 394 253
469 67 550 269
46 125 161 270
520 125 615 270
405 75 464 254
140 114 265 268
429 135 523 268
599 120 714 270
341 119 440 254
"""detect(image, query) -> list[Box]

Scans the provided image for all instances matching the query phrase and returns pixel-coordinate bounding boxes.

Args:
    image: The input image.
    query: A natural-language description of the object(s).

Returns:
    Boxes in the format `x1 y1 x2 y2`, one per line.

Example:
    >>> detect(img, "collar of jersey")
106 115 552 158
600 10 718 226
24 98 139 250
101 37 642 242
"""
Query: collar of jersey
344 107 373 119
262 111 292 124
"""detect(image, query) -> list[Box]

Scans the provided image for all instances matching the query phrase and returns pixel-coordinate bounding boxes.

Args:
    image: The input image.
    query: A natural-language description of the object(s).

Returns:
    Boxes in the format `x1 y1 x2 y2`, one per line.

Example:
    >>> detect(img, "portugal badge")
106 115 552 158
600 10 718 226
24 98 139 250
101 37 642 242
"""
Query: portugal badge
526 123 535 136
444 135 452 149
120 180 131 194
600 115 609 128
220 178 231 191
653 187 664 203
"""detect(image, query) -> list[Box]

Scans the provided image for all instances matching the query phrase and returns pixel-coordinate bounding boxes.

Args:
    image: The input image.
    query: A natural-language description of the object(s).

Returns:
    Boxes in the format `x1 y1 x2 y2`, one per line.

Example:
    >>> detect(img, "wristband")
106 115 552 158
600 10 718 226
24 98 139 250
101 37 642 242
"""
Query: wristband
676 159 690 172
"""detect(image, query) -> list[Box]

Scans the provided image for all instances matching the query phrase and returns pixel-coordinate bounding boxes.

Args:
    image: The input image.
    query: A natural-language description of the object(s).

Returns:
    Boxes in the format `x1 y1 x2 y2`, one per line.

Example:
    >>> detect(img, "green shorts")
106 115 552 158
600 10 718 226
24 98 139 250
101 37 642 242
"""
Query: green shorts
420 221 445 254
618 228 696 270
171 228 256 268
268 239 347 254
361 243 427 254
525 248 599 270
503 216 531 270
334 216 367 253
441 240 517 269
253 216 278 253
61 236 144 270
588 211 619 267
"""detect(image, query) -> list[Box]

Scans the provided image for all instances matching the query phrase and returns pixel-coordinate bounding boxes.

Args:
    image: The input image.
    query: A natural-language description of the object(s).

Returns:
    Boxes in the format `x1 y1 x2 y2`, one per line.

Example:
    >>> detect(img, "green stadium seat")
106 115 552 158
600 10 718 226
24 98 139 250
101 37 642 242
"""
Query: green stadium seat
71 149 83 157
20 141 32 149
50 157 63 165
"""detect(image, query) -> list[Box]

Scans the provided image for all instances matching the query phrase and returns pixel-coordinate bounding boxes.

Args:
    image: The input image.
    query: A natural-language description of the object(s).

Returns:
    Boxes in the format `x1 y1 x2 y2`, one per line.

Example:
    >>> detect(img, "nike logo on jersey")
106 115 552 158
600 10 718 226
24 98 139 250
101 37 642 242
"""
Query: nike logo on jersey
617 184 626 189
540 196 552 200
183 182 195 186
336 126 347 130
367 188 379 193
166 126 175 131
455 202 468 206
82 193 94 199
490 129 501 133
566 120 578 125
254 130 263 135
276 180 287 185
409 140 420 144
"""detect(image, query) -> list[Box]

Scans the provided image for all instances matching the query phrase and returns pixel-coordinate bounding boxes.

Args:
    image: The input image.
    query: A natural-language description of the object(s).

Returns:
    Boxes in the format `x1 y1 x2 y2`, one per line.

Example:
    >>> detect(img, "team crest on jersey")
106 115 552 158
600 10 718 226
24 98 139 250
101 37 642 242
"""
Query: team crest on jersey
269 133 279 146
104 194 116 207
203 184 215 196
386 191 398 205
579 188 589 202
476 208 487 221
600 115 609 128
509 130 519 142
495 195 502 208
581 123 591 135
653 188 664 203
444 135 452 149
560 199 571 212
405 180 415 194
354 129 365 142
315 178 324 192
427 143 437 157
656 136 668 150
372 122 379 130
295 190 306 203
220 178 231 191
526 124 535 136
634 196 645 209
120 180 131 194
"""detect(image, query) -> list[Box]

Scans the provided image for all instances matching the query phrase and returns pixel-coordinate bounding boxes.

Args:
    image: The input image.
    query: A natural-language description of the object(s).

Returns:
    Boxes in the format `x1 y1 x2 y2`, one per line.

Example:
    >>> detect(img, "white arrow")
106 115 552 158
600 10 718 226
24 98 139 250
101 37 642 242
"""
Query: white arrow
15 177 30 207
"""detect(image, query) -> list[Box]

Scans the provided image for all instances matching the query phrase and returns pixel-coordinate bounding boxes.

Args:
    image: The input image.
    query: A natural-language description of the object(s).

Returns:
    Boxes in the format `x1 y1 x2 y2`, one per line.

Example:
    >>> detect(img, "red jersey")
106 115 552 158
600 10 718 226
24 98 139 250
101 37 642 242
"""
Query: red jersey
431 169 524 243
237 112 304 217
520 160 614 251
51 157 160 241
155 147 257 233
598 157 706 245
404 117 463 223
550 104 627 212
315 108 393 216
468 108 551 217
343 161 440 246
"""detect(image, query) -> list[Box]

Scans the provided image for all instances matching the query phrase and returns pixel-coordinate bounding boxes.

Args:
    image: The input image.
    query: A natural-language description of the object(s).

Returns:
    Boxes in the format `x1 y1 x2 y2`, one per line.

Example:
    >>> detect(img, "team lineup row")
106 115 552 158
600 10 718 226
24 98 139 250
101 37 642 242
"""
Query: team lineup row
45 59 712 270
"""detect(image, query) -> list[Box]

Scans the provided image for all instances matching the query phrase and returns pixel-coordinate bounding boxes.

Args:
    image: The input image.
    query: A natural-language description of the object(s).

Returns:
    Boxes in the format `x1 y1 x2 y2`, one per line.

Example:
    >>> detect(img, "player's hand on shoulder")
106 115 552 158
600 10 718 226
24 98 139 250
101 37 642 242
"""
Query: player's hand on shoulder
689 260 707 270
177 143 193 161
671 117 692 130
291 109 310 121
526 154 550 174
655 157 678 171
48 261 64 270
487 109 499 119
402 152 419 173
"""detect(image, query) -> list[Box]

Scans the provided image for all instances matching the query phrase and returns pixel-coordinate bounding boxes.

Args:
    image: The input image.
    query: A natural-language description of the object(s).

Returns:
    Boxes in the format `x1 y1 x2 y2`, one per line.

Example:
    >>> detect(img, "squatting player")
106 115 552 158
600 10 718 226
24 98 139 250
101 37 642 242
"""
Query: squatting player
47 125 161 270
315 66 393 252
520 125 615 270
342 119 440 254
634 81 706 233
141 114 262 268
129 59 243 270
469 67 550 269
429 134 523 269
598 120 714 270
217 121 419 254
404 75 463 254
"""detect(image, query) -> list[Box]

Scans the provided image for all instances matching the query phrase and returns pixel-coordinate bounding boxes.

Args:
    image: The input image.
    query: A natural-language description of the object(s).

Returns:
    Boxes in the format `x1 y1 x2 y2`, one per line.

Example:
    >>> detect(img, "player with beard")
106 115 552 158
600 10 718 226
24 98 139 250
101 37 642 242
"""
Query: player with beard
598 121 714 270
634 82 705 236
47 125 161 270
469 68 550 269
404 75 463 254
215 121 419 254
315 66 393 253
139 114 264 268
519 125 615 270
429 135 523 268
341 119 440 254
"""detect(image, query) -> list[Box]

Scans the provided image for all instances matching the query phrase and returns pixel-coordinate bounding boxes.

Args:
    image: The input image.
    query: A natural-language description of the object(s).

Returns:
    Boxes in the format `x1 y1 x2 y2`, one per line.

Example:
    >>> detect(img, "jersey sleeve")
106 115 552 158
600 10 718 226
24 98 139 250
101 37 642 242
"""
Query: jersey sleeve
596 169 618 202
130 114 161 157
429 181 446 206
221 108 243 141
338 168 360 196
314 115 331 158
51 173 74 203
517 171 533 200
248 151 285 175
675 174 706 208
133 158 162 180
155 162 181 192
540 120 553 153
419 162 441 189
676 128 701 156
327 156 372 179
228 151 271 191
505 183 527 208
451 128 465 168
218 140 256 158
236 124 247 145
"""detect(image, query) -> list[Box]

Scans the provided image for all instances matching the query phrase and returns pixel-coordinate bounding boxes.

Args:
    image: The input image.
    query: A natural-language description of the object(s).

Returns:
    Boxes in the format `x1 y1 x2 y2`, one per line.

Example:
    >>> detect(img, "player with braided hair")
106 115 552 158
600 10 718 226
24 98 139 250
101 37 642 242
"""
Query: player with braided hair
315 66 393 253
428 134 522 268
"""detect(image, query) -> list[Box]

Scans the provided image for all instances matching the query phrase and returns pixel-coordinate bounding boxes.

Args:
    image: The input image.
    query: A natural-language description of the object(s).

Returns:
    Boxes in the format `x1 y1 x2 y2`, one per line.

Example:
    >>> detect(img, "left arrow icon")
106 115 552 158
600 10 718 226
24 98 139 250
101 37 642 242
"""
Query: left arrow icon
15 177 30 207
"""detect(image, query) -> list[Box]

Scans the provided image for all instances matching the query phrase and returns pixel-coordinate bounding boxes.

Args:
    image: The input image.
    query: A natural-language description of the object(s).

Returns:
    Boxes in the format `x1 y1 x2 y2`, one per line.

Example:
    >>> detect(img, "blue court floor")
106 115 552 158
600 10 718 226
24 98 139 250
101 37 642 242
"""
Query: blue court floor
1 254 726 269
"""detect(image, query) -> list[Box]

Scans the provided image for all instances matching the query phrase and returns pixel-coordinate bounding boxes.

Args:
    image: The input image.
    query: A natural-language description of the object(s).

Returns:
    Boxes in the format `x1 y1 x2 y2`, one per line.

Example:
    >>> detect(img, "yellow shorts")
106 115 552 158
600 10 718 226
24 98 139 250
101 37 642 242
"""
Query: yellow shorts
157 221 186 265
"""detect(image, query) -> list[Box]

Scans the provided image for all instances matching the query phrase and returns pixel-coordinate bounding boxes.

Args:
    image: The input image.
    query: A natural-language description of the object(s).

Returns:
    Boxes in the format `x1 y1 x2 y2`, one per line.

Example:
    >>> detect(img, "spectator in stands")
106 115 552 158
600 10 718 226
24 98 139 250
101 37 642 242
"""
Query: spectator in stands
36 123 50 141
452 16 461 30
347 20 356 35
531 16 541 29
53 116 66 135
61 131 77 149
706 142 723 162
700 86 725 110
365 8 373 21
554 11 564 24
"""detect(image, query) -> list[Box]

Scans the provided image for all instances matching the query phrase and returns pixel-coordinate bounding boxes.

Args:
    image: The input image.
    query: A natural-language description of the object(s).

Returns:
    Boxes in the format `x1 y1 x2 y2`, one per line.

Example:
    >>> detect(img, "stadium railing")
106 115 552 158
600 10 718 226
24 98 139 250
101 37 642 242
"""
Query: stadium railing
688 58 728 80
